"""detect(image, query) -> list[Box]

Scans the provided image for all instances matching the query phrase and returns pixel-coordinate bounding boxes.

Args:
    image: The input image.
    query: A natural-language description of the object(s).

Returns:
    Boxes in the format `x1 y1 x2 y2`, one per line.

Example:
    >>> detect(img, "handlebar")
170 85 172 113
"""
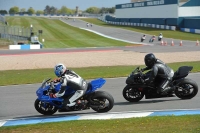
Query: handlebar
131 66 145 83
48 81 56 91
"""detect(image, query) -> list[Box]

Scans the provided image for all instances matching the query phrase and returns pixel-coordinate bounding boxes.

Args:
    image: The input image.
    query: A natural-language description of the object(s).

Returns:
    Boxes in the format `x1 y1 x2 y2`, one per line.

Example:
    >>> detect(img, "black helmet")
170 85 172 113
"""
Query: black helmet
144 53 157 68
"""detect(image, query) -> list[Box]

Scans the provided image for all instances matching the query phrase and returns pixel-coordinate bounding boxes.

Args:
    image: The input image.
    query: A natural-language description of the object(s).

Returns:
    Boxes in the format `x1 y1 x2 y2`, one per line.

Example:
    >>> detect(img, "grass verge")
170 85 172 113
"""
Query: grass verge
80 18 200 41
5 17 135 48
0 115 200 133
0 61 199 86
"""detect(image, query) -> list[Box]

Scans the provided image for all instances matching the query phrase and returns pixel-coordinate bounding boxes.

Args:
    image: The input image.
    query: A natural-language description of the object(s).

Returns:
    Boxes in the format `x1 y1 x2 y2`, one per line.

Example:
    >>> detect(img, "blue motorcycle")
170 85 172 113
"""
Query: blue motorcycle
35 78 114 115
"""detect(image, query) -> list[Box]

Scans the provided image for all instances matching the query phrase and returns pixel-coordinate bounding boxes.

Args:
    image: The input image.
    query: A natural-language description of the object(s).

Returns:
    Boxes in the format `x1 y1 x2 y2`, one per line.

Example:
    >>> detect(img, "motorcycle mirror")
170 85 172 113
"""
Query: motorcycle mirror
46 78 51 82
137 66 140 71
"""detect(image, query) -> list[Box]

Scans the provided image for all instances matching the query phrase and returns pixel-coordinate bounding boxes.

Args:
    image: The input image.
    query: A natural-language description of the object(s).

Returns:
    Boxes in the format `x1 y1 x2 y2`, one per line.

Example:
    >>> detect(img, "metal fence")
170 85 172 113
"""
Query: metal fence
0 14 5 24
0 25 30 44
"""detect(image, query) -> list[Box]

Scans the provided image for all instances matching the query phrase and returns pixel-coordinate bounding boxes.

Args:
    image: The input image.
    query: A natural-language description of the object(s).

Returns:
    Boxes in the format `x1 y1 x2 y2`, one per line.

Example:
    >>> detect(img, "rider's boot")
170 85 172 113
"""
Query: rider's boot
58 98 72 112
157 79 172 95
158 86 174 96
161 87 171 94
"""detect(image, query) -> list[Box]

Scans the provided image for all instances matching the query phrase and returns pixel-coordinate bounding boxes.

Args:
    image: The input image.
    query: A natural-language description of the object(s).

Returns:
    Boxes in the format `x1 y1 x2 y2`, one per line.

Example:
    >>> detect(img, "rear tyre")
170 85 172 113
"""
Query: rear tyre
175 79 198 99
34 99 58 115
123 85 144 102
90 91 114 113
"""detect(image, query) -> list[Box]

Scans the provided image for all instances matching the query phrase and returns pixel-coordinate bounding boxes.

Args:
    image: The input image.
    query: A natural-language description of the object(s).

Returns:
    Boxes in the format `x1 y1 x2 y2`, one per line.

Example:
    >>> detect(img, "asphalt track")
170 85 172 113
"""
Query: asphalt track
0 73 200 121
0 18 200 125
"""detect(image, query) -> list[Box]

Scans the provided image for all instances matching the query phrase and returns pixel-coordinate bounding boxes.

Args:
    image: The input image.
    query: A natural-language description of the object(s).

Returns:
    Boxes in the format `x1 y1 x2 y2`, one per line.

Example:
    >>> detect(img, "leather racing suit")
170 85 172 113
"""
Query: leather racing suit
54 70 88 106
142 59 174 93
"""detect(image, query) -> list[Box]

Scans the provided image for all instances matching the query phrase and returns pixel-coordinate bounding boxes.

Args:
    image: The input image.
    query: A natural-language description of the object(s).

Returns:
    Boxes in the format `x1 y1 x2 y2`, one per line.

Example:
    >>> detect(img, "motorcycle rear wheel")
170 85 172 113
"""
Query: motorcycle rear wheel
175 79 198 99
34 99 58 115
123 85 144 102
90 91 114 113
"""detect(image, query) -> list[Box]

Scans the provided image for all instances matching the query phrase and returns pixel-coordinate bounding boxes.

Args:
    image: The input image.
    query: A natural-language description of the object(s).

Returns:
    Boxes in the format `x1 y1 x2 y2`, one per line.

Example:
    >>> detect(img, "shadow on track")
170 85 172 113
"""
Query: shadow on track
114 98 182 106
13 111 100 120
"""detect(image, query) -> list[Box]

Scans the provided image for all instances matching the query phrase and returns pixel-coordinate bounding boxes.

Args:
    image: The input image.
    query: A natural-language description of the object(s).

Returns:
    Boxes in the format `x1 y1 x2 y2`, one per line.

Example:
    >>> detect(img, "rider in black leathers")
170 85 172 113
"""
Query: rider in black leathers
141 53 174 94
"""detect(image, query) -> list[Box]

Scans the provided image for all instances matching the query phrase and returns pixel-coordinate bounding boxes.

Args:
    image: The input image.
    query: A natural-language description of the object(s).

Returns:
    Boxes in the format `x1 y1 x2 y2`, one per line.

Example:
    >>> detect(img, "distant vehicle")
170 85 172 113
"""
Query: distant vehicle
141 35 146 42
30 36 43 47
149 35 156 42
158 33 163 41
30 41 41 44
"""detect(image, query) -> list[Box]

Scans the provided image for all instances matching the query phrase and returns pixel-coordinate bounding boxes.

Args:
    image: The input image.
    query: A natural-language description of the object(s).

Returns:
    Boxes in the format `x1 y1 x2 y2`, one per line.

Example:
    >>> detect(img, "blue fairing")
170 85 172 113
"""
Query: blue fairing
36 78 106 108
86 78 106 94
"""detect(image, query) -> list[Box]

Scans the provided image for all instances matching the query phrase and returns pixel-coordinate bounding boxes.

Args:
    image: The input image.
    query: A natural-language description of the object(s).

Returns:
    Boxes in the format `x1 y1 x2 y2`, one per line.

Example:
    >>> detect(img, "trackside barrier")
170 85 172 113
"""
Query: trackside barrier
9 44 42 50
98 18 176 31
180 28 200 34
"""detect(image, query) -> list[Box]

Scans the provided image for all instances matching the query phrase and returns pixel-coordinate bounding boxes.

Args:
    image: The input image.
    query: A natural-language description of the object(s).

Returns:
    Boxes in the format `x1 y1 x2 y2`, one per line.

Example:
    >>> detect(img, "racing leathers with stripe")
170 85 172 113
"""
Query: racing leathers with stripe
142 59 174 93
55 70 88 106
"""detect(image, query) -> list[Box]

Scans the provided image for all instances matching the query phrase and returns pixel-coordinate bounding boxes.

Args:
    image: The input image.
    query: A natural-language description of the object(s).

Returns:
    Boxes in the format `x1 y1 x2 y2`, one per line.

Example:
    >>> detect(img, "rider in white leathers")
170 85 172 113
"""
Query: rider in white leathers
141 35 146 42
158 33 163 41
50 64 88 108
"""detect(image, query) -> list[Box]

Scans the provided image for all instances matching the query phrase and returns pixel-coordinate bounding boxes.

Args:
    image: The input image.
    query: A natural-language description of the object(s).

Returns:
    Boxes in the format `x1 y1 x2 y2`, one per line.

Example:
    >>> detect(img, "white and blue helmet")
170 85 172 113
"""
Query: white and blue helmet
54 63 67 77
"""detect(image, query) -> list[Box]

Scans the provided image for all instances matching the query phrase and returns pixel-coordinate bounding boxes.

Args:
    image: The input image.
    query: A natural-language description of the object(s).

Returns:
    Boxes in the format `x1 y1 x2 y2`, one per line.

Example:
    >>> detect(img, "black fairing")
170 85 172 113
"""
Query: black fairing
173 66 193 80
126 75 135 84
126 74 142 85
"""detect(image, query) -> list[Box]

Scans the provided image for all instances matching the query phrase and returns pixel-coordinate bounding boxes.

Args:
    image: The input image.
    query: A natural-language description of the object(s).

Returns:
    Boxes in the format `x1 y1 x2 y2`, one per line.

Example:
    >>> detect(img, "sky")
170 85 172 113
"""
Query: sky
0 0 130 11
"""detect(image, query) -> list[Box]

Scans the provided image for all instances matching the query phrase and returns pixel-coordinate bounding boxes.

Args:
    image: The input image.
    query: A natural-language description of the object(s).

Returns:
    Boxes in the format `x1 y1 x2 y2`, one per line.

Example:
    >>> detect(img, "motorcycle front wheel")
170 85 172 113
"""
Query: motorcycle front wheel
123 85 144 102
90 91 114 113
34 99 58 115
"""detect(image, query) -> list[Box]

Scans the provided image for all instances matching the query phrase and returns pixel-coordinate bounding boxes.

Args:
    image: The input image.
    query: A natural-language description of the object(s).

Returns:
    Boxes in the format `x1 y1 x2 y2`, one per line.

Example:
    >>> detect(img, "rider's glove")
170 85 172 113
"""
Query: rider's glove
53 78 60 83
49 93 56 98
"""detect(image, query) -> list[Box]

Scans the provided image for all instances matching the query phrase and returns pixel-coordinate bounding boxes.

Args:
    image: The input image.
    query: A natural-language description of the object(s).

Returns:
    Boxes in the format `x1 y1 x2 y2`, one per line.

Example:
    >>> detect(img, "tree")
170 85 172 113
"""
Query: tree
49 6 57 14
109 7 115 14
36 10 44 14
60 6 68 14
85 7 100 14
0 10 8 14
20 8 26 13
99 7 115 14
9 6 19 14
44 5 57 14
44 5 50 14
56 9 61 14
27 7 35 14
71 9 76 14
19 8 27 14
58 6 74 14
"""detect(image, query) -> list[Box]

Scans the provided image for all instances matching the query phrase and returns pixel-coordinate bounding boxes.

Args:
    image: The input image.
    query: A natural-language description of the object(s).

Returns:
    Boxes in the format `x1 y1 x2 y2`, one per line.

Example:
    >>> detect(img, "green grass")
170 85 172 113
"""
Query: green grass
80 18 200 41
0 39 10 42
0 39 12 47
5 17 135 48
1 115 200 133
0 61 199 86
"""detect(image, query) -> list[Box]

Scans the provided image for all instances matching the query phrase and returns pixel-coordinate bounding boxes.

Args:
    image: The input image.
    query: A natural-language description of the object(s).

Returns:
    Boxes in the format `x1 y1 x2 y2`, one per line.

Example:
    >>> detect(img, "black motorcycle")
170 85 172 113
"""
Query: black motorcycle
123 66 198 102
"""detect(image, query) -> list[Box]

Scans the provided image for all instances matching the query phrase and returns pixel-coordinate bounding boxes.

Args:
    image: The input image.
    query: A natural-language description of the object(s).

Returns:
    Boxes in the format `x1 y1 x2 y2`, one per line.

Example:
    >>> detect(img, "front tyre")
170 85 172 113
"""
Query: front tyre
34 99 58 115
123 85 144 102
175 79 198 99
90 91 114 113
